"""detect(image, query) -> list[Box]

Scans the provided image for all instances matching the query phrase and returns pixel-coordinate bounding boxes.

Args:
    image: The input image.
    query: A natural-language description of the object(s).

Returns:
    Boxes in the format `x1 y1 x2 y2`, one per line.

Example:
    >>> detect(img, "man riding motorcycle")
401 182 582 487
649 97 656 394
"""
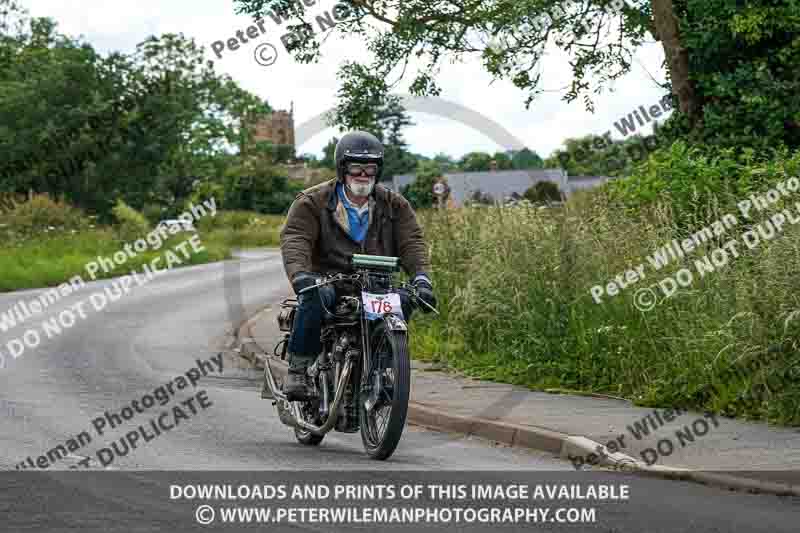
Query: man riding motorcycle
279 130 437 401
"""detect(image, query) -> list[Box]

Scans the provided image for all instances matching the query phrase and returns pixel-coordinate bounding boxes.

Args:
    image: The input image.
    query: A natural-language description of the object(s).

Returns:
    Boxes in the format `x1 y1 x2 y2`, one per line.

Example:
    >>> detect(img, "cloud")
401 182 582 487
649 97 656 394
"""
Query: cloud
23 0 668 160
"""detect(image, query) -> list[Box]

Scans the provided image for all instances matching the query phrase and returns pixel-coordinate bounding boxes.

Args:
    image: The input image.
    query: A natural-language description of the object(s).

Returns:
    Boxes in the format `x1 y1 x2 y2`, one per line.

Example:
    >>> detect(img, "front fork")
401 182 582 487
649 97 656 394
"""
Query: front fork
361 314 407 414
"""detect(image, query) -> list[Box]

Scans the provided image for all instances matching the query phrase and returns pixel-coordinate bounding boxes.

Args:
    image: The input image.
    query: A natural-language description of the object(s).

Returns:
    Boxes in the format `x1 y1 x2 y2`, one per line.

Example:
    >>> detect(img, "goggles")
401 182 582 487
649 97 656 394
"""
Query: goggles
345 162 379 177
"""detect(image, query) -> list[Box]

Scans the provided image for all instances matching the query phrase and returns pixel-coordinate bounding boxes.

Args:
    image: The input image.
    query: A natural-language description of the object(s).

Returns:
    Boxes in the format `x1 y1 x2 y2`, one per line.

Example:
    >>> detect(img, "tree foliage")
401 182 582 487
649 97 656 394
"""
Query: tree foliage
660 0 800 151
459 152 494 172
0 0 273 219
401 159 443 209
234 0 650 116
545 131 666 177
234 0 800 155
511 148 544 169
319 137 339 170
313 95 418 181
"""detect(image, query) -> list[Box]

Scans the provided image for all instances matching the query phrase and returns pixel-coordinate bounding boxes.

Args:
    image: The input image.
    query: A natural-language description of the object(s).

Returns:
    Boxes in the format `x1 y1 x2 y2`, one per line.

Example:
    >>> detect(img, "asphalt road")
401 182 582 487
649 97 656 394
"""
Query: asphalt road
0 251 797 532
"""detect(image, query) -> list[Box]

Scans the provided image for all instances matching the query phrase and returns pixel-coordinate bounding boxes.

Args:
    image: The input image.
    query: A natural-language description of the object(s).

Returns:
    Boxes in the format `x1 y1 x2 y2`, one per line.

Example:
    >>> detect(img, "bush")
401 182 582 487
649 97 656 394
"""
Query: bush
2 194 90 241
465 189 494 206
0 192 23 213
197 210 285 248
605 142 800 230
141 203 165 225
196 210 256 232
401 160 443 209
524 181 562 203
111 199 151 242
189 181 225 214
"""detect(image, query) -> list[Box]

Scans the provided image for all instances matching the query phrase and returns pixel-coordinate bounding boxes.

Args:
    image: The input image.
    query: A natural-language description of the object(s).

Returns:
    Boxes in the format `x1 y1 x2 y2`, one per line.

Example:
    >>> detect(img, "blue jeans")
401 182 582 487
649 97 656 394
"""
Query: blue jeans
287 286 414 369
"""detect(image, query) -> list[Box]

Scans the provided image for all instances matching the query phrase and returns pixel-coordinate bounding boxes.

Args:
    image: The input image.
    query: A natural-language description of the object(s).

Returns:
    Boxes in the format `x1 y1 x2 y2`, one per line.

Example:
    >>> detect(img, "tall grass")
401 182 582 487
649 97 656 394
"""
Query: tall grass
411 189 800 425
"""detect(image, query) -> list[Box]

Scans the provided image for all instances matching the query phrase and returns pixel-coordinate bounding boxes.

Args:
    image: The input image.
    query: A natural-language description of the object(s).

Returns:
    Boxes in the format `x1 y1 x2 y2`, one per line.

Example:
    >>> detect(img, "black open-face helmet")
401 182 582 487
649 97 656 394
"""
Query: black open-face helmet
334 131 384 182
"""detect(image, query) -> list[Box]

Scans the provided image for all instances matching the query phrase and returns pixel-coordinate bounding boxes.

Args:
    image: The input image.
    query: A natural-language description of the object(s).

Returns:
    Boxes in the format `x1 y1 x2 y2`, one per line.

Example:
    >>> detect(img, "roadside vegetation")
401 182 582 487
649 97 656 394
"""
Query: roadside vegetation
0 195 281 292
4 0 800 428
411 146 800 426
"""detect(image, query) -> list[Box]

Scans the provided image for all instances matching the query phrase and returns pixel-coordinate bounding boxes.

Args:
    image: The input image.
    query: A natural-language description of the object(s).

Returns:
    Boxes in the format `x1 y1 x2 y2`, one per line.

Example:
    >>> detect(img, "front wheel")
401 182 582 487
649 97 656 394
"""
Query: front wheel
359 322 410 460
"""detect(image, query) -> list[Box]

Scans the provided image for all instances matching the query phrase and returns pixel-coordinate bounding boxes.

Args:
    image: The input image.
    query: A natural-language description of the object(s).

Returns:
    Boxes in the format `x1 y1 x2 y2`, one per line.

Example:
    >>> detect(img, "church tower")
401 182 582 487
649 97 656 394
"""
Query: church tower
252 102 295 149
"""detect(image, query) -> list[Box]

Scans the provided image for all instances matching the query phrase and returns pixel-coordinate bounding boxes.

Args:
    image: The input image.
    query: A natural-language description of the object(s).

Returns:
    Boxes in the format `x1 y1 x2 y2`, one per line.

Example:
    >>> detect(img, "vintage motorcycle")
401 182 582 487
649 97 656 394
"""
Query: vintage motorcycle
261 254 437 460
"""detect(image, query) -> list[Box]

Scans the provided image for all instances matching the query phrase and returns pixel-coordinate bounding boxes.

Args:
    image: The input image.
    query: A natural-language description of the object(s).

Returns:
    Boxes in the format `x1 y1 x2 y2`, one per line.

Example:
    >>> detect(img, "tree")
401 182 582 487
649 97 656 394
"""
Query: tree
492 152 514 170
0 1 270 218
512 148 544 169
234 0 800 153
298 153 319 166
234 0 649 118
376 97 417 181
319 95 417 181
459 152 493 172
221 152 301 214
400 159 442 209
378 97 413 147
433 153 458 173
320 137 338 170
544 132 664 177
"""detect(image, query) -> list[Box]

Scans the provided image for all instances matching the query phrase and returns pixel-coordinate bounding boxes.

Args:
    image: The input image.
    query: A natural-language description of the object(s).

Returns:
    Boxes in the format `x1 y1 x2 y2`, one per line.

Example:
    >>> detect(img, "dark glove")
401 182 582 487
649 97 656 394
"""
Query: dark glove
291 272 319 295
413 275 437 313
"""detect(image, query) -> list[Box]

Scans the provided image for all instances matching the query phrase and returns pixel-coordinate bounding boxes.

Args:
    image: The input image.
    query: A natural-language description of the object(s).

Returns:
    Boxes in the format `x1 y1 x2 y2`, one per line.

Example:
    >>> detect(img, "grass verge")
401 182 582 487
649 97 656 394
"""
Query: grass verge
0 210 284 292
410 192 800 426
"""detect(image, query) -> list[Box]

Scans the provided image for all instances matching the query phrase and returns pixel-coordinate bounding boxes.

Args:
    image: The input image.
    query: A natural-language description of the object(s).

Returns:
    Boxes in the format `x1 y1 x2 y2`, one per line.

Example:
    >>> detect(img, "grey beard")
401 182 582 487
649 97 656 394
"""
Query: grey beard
346 179 374 197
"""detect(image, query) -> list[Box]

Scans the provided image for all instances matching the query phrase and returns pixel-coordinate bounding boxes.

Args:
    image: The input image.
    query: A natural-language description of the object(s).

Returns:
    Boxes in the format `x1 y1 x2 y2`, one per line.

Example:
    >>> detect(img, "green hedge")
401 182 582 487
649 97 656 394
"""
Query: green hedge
411 149 800 425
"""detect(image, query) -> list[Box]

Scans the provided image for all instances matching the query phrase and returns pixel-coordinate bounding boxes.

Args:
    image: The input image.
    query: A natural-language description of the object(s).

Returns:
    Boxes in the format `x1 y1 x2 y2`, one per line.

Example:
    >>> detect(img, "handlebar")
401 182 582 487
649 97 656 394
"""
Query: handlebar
296 273 359 295
297 273 440 315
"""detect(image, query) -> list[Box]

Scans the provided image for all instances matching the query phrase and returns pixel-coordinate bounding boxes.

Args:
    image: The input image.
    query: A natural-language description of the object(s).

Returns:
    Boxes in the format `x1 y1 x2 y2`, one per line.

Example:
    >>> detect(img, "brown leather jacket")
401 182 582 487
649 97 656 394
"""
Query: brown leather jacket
280 179 431 282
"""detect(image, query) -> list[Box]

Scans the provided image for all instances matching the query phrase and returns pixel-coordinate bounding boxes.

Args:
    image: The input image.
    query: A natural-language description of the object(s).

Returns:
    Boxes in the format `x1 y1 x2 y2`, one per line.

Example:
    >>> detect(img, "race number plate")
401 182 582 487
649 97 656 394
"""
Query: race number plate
361 292 404 320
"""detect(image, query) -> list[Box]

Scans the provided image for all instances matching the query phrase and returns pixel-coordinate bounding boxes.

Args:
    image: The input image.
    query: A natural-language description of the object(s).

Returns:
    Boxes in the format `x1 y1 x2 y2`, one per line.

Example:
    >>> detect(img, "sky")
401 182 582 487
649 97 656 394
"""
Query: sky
23 0 672 161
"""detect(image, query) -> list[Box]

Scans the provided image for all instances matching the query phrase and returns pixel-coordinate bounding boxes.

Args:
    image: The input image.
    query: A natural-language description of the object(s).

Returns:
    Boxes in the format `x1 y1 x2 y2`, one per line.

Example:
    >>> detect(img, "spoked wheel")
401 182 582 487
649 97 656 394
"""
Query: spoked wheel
359 322 410 460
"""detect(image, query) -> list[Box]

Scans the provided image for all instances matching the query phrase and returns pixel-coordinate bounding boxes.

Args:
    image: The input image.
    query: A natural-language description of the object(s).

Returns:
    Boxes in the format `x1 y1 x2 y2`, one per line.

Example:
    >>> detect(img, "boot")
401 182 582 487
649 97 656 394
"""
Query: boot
284 360 314 402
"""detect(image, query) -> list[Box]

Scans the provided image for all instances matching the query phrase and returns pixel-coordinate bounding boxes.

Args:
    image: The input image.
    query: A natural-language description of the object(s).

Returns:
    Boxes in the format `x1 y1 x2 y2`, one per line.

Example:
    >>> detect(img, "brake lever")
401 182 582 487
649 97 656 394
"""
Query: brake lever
404 284 441 316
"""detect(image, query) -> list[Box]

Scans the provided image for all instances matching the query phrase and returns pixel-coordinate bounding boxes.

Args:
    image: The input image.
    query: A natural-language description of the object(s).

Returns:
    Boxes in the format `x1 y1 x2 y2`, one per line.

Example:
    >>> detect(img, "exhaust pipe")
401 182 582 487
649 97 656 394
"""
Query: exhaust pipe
263 355 353 436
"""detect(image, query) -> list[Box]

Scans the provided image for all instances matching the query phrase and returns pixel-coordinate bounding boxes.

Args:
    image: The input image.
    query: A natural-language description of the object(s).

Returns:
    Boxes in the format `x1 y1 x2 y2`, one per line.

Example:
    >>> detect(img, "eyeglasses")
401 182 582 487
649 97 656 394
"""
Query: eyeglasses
346 162 379 177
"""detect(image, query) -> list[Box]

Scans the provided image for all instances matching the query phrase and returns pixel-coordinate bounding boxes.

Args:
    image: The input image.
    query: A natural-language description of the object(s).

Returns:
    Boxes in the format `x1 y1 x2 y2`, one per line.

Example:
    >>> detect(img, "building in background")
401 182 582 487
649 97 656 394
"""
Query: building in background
241 102 297 166
386 169 564 206
565 175 616 194
385 169 615 206
252 103 296 148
